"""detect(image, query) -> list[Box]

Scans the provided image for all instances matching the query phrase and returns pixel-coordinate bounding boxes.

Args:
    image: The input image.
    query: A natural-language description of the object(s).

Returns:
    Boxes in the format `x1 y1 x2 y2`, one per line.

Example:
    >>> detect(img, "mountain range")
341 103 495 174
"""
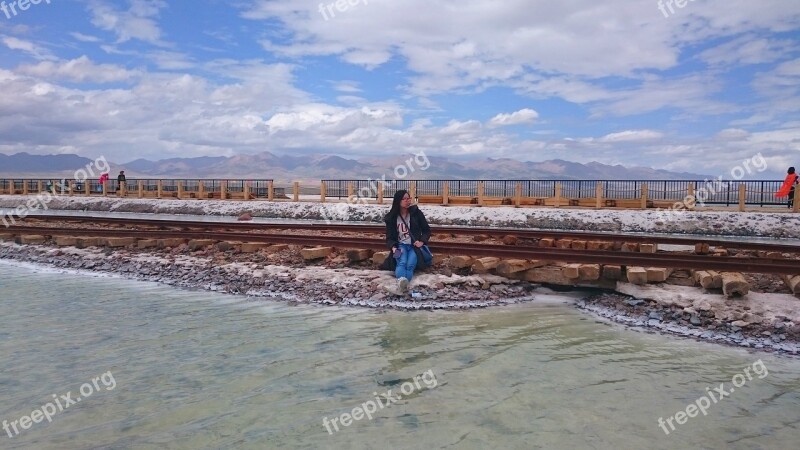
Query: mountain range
0 151 710 181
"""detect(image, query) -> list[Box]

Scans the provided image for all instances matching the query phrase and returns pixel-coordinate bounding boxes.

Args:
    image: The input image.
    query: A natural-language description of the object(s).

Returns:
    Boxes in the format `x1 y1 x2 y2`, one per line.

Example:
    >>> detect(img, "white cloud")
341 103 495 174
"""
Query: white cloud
70 32 102 43
599 130 664 143
87 0 169 46
16 56 140 83
488 108 539 127
1 36 56 61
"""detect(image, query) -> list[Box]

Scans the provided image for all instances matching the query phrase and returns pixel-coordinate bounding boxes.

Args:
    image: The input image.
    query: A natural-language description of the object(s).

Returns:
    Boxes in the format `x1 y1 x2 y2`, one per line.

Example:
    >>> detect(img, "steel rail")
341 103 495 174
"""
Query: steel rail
4 226 800 274
16 214 800 253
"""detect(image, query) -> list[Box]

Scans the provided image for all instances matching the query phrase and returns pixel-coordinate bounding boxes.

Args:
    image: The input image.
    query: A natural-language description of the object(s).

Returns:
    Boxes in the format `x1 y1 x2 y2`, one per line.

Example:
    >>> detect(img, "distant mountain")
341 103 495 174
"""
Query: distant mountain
0 152 96 173
0 151 712 181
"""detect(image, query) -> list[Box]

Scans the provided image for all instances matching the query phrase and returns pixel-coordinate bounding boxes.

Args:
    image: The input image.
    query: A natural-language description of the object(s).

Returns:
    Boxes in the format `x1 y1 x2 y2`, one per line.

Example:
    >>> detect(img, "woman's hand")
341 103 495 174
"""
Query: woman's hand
413 240 424 248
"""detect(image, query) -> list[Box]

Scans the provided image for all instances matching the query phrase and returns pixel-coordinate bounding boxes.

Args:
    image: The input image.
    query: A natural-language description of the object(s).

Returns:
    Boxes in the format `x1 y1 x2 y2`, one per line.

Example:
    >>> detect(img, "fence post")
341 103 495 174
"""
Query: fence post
515 182 522 208
119 180 126 197
197 180 205 199
84 180 90 196
477 181 485 206
37 180 43 194
794 188 800 213
442 182 449 206
738 184 746 212
347 182 354 203
320 181 326 203
103 180 108 197
177 180 184 199
138 180 144 198
220 181 227 200
22 180 28 195
554 182 561 207
293 182 299 202
687 183 695 210
157 180 163 199
243 181 250 201
409 181 417 201
268 180 274 201
377 182 383 204
641 183 648 209
67 180 73 196
596 181 603 208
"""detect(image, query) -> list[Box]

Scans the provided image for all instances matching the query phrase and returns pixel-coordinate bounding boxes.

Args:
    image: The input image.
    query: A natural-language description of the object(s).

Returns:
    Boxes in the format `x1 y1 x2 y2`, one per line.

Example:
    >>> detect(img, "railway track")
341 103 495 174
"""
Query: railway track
4 222 800 275
15 214 800 253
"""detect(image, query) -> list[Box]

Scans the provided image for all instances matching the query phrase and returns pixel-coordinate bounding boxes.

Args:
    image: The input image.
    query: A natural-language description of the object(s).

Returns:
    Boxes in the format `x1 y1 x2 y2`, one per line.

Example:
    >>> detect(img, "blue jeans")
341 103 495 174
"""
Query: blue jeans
395 243 417 281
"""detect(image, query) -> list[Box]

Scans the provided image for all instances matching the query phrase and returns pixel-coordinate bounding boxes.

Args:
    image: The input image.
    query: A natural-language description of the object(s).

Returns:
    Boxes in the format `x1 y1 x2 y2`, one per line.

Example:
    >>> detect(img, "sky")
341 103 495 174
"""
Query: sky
0 0 798 178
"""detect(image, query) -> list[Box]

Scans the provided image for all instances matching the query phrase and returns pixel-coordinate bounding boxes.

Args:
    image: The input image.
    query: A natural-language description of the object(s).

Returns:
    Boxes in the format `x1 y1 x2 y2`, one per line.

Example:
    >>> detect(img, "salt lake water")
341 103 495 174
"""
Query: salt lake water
0 262 798 449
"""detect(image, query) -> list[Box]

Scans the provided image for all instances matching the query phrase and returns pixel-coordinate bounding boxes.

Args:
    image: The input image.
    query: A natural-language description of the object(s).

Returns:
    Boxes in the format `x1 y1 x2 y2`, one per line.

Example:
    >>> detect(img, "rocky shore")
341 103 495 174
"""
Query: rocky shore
0 241 546 311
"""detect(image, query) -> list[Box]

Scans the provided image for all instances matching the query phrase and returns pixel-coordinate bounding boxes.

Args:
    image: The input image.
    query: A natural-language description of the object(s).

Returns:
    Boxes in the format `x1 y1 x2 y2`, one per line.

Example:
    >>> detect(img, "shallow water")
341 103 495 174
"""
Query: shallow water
0 262 798 449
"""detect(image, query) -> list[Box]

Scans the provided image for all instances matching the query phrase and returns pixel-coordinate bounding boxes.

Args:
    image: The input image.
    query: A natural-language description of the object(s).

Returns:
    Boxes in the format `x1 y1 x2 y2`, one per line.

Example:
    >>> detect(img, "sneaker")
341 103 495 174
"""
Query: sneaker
398 277 409 293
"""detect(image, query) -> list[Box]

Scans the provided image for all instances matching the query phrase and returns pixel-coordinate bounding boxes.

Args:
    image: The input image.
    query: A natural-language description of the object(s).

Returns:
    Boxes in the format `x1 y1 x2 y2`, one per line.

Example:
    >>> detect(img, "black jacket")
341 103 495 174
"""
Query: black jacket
380 205 432 271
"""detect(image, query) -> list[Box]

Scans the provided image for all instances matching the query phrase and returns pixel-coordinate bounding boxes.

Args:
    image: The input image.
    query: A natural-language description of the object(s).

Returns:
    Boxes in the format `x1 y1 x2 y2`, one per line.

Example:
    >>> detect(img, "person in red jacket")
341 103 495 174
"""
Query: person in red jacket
776 167 799 209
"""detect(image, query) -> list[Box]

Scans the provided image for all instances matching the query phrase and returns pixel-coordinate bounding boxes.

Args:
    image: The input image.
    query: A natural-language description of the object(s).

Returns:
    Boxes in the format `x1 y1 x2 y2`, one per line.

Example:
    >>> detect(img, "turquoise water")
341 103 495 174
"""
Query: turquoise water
0 262 798 449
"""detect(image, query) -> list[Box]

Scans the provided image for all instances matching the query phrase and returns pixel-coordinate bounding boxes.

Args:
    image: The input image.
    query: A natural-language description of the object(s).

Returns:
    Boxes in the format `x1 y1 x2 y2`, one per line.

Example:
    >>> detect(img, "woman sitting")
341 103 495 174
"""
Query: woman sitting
382 189 432 294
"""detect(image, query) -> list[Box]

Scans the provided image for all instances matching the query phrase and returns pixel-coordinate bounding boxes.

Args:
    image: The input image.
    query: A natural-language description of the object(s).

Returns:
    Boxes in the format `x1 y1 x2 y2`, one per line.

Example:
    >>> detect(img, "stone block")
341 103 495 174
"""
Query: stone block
106 237 137 248
373 251 389 266
496 259 532 277
157 238 186 248
15 235 47 245
695 243 710 254
562 264 581 279
639 243 658 253
54 236 80 246
301 246 333 260
77 237 103 248
578 264 601 281
721 272 749 297
696 270 722 289
538 238 555 248
346 249 373 262
266 244 290 253
138 239 158 249
240 242 271 253
188 239 215 251
621 242 639 252
449 255 474 269
521 266 575 285
783 275 800 295
555 239 573 249
602 265 623 280
626 266 648 285
571 240 587 250
646 267 673 283
472 257 501 273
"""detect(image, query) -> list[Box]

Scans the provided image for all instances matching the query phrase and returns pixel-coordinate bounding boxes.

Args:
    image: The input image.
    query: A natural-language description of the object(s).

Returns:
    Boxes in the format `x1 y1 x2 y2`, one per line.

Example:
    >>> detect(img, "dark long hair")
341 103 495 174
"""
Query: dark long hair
789 167 796 175
385 189 409 222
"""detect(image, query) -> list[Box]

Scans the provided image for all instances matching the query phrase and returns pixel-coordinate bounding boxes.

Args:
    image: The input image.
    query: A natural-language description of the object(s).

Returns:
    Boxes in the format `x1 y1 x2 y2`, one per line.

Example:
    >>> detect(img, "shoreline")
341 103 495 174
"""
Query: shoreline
1 239 798 355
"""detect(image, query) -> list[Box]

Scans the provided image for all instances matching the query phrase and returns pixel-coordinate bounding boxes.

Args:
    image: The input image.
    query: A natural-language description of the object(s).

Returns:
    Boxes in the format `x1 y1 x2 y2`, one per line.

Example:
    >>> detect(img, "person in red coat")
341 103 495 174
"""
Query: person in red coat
776 167 799 209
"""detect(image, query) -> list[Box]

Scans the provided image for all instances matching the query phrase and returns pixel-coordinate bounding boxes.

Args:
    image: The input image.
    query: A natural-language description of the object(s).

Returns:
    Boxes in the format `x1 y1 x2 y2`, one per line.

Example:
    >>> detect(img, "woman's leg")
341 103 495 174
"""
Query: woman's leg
401 244 418 281
790 187 795 208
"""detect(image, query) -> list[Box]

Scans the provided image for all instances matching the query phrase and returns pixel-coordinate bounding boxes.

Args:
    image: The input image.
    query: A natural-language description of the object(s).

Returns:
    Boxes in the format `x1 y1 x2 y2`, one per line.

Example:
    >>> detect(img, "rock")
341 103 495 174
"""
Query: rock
731 320 751 328
501 235 518 245
238 212 253 221
690 314 702 326
625 299 645 307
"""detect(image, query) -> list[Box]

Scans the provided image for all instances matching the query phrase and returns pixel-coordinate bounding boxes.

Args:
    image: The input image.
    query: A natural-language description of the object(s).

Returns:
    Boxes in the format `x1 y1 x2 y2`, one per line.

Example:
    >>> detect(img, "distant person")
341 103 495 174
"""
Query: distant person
98 173 109 193
117 171 126 194
381 189 432 294
776 167 799 209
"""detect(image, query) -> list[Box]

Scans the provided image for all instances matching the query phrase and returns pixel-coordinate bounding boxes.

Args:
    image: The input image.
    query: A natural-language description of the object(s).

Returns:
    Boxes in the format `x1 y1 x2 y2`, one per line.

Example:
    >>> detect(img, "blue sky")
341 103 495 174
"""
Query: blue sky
0 0 798 177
